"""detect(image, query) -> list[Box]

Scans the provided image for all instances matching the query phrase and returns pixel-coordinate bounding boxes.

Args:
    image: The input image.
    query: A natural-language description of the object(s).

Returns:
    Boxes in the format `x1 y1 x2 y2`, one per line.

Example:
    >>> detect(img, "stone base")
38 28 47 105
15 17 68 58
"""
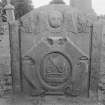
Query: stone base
0 95 102 105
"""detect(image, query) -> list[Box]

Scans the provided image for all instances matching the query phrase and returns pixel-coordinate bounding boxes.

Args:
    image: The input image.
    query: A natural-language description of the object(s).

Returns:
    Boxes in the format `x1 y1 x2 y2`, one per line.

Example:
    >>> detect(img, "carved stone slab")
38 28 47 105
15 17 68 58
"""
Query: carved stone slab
12 3 100 100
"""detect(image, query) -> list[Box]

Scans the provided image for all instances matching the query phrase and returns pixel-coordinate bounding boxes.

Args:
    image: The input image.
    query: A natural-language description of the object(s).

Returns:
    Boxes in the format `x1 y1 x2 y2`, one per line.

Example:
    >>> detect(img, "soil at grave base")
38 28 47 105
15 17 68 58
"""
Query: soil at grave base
0 94 100 105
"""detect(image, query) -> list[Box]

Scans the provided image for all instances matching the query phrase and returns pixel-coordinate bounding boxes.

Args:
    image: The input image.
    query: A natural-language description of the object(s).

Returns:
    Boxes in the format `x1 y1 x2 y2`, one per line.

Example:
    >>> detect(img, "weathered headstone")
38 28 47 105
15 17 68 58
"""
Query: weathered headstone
18 2 91 97
3 0 104 103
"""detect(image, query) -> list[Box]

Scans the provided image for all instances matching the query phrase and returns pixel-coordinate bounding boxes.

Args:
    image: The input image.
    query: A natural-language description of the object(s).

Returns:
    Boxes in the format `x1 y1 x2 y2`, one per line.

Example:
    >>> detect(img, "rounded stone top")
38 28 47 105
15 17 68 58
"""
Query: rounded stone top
20 0 96 31
50 0 65 4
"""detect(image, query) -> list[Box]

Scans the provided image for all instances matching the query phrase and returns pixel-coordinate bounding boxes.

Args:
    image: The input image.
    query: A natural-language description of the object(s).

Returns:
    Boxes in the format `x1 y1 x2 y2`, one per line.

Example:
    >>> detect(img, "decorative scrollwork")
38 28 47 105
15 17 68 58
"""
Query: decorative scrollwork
46 37 67 47
23 56 36 65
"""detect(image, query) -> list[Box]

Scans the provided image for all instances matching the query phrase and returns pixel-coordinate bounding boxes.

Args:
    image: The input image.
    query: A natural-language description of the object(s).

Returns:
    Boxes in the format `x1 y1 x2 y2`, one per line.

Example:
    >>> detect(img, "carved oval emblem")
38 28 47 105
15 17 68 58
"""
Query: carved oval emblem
40 52 72 88
48 11 63 28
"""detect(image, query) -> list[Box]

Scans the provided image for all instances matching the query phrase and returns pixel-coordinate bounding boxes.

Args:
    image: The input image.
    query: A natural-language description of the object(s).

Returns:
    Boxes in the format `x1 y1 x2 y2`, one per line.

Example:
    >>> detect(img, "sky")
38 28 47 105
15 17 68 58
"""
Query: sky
32 0 105 15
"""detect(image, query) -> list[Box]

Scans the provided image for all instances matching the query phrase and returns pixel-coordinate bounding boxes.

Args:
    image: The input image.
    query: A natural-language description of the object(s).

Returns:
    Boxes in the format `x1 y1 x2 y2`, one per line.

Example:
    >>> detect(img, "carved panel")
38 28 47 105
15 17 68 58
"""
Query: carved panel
40 52 72 88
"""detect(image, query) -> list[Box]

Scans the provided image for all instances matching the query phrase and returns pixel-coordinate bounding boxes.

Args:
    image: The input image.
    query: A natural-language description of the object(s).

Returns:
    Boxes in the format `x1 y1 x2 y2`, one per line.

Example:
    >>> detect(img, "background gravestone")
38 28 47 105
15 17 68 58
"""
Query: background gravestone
0 22 12 96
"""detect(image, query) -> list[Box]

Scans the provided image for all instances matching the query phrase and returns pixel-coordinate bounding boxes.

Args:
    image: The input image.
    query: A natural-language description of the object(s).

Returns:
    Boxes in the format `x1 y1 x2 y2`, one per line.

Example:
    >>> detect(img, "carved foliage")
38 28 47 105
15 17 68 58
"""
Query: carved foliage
64 11 77 33
20 16 33 33
20 12 40 34
77 14 90 33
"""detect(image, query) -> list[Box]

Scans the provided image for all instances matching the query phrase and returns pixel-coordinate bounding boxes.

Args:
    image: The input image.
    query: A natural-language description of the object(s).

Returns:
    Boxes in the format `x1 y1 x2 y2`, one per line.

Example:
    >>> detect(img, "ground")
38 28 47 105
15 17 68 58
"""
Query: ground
0 94 102 105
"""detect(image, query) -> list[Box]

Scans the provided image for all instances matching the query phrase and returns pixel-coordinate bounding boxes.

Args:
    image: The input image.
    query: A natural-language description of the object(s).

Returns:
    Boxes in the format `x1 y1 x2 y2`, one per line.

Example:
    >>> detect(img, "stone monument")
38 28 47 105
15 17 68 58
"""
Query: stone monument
8 0 101 99
3 0 104 104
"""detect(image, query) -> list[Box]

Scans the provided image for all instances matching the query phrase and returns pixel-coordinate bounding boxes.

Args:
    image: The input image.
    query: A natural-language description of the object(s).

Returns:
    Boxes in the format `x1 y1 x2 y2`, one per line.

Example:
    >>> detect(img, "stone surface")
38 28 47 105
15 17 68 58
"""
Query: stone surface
0 95 102 105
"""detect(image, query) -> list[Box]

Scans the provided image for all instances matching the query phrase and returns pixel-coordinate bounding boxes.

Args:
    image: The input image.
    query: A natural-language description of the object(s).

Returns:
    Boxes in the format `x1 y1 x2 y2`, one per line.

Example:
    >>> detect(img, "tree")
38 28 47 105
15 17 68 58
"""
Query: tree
13 0 34 19
2 0 34 19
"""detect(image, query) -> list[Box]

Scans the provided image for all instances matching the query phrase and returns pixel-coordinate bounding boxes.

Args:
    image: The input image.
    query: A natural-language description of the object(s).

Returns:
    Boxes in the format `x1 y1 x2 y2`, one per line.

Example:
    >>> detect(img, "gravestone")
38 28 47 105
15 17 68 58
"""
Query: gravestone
0 0 16 95
0 22 12 96
15 1 93 98
7 0 104 104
